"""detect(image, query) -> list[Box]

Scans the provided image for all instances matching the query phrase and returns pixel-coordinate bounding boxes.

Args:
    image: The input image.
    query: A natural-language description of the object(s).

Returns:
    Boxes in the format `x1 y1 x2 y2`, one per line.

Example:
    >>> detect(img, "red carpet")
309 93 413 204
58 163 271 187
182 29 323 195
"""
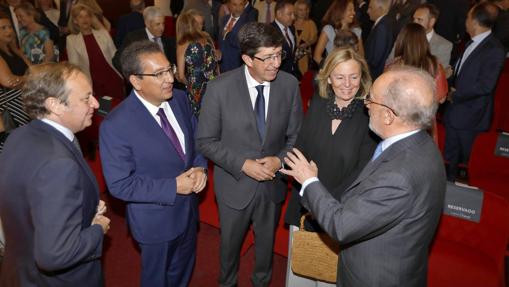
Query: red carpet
100 193 287 287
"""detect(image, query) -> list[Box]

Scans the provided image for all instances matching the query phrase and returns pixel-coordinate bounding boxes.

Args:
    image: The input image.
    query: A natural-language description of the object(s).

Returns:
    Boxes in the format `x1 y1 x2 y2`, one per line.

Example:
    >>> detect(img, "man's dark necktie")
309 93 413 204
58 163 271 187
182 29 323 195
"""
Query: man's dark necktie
453 40 473 80
284 27 293 51
72 136 82 155
157 108 185 161
254 85 266 141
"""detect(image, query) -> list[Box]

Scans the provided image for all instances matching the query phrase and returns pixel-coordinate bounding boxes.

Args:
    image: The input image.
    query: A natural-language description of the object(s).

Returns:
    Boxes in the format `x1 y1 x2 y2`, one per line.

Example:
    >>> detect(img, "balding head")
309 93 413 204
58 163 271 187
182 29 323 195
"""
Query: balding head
366 66 437 138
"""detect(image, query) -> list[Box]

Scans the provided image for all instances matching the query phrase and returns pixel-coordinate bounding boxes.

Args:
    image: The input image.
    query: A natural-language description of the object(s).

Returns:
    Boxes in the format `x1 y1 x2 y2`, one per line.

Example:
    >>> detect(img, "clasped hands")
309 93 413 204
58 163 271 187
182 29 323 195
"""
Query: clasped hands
92 200 111 234
176 167 207 194
241 156 282 181
279 148 318 185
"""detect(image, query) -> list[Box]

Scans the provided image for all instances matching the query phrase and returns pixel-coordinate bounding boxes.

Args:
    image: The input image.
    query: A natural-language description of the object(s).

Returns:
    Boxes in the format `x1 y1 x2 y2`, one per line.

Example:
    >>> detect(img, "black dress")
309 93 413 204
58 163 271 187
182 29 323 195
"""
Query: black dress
284 94 379 228
0 49 30 153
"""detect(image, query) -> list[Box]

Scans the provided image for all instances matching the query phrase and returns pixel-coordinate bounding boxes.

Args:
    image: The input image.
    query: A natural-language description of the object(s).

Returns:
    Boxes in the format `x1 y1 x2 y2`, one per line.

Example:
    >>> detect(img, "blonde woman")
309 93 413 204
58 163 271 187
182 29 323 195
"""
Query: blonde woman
284 48 378 286
176 9 218 115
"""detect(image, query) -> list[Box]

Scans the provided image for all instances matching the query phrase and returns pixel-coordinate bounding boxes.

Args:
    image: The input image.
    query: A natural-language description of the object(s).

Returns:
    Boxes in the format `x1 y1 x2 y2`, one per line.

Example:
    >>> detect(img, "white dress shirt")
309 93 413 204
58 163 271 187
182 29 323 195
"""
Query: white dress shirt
274 19 295 49
244 65 270 120
134 90 186 153
41 118 75 142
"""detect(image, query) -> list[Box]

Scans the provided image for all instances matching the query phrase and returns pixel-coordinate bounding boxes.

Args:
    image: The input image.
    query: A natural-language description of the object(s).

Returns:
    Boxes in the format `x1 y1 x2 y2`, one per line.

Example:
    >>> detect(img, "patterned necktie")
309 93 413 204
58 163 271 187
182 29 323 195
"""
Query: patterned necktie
157 108 185 161
72 136 82 155
254 85 266 141
153 36 163 50
284 27 293 51
223 17 237 40
371 142 383 161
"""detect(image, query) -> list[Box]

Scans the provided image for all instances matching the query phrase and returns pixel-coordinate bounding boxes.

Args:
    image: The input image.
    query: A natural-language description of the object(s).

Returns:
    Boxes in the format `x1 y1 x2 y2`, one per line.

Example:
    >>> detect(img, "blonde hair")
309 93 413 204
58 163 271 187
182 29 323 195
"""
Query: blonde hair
176 9 211 45
315 48 371 99
68 4 101 34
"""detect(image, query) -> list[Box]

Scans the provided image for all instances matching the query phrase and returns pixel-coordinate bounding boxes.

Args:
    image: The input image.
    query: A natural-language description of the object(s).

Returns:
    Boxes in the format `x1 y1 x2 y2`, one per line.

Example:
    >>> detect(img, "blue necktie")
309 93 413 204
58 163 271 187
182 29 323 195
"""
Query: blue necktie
254 85 266 141
371 142 383 161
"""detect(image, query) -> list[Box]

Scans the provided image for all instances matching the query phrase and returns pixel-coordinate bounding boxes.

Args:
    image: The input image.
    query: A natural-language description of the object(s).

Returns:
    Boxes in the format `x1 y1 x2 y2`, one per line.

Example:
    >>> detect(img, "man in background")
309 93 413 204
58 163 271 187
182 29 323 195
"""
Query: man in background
365 0 394 79
115 0 146 48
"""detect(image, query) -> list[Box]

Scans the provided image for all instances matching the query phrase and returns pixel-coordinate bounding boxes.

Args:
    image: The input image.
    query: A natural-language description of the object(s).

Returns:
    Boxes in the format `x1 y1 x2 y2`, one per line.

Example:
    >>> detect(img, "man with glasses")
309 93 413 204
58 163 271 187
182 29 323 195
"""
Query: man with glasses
99 40 207 287
281 66 446 287
197 22 302 287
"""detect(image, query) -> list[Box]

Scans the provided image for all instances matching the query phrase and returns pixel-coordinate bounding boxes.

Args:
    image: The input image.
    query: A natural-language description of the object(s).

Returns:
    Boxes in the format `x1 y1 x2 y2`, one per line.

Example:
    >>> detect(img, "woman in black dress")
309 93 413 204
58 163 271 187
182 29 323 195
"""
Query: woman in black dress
0 12 31 152
284 47 379 286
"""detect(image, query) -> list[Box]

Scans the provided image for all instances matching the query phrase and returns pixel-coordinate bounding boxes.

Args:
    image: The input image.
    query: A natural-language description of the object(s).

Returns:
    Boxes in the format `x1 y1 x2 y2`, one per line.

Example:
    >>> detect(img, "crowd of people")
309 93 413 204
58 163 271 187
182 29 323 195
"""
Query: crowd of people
0 0 508 286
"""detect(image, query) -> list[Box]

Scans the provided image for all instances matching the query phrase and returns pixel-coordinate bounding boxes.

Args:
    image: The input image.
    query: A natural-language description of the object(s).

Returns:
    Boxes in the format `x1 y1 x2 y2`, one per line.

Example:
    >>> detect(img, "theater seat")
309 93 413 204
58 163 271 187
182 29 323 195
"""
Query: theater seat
428 191 509 287
468 132 509 202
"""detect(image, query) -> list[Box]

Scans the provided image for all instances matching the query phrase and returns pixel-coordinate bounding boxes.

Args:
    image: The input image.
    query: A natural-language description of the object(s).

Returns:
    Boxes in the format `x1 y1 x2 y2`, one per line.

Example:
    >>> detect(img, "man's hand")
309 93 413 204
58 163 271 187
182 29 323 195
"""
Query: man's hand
176 168 197 194
242 159 276 181
280 148 318 184
189 167 207 193
447 87 456 103
96 200 106 216
92 214 111 234
256 156 281 174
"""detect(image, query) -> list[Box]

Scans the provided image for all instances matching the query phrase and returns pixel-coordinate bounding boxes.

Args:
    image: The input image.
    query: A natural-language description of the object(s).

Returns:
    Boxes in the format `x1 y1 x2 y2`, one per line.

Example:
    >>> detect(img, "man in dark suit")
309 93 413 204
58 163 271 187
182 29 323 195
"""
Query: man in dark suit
271 0 300 79
197 22 302 287
100 40 207 287
444 2 506 181
282 65 446 287
0 62 110 287
365 0 394 79
218 0 258 73
113 6 176 72
115 0 146 48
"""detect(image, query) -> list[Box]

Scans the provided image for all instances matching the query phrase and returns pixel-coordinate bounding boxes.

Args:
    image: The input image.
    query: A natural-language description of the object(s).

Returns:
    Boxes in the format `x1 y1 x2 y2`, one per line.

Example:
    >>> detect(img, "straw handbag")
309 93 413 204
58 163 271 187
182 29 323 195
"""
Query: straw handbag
291 213 340 283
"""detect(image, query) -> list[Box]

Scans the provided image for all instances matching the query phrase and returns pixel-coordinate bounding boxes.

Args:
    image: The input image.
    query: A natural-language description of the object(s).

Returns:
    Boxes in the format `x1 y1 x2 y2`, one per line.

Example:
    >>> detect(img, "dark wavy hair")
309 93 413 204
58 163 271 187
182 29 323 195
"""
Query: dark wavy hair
120 40 163 79
238 22 284 57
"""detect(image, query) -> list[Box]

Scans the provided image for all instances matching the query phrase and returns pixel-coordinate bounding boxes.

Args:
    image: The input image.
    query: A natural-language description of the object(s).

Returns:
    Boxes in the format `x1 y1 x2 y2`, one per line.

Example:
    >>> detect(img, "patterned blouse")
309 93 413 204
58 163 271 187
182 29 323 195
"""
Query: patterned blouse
19 27 57 64
184 41 218 115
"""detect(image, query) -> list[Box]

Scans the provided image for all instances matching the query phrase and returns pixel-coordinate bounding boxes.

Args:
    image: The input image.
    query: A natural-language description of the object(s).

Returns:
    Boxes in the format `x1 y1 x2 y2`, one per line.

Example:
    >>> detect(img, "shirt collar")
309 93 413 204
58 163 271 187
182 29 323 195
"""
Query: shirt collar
374 14 386 27
471 30 491 44
134 90 167 117
426 29 434 42
244 65 270 88
380 129 420 152
275 19 287 31
41 118 75 142
145 28 158 40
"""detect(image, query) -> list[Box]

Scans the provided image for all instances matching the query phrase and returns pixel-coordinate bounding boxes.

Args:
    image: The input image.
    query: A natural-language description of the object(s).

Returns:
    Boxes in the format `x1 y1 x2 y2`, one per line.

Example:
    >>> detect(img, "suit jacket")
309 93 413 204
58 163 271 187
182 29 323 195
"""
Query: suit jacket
196 66 303 209
218 5 258 72
430 31 453 68
0 120 104 287
99 89 207 244
302 131 446 287
271 22 300 79
66 29 122 81
445 34 505 131
114 12 145 48
112 28 177 72
365 15 395 79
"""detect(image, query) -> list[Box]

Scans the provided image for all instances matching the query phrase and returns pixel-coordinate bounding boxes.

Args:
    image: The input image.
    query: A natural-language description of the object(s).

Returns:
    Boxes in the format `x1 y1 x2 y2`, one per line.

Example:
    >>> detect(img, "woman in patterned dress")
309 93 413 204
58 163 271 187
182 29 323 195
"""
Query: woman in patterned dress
15 2 56 64
176 9 219 116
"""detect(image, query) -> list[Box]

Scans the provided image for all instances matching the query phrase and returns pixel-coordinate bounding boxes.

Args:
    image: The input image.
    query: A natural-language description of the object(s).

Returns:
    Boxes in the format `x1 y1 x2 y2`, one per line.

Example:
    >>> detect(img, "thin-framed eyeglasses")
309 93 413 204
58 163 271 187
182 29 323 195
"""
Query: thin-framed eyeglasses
134 65 175 81
252 50 286 63
364 94 398 117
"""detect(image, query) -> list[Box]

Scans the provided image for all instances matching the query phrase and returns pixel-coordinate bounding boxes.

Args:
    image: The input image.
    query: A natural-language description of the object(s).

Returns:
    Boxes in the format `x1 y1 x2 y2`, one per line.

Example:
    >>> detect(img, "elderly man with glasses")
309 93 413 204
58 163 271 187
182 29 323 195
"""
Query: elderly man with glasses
281 66 446 287
197 22 302 287
99 40 207 287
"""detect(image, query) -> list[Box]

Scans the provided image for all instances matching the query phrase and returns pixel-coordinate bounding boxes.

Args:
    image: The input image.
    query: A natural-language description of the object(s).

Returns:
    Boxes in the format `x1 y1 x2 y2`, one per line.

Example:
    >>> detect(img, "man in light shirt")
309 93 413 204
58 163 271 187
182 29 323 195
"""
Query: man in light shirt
100 40 207 287
0 62 110 286
281 66 446 287
413 3 453 69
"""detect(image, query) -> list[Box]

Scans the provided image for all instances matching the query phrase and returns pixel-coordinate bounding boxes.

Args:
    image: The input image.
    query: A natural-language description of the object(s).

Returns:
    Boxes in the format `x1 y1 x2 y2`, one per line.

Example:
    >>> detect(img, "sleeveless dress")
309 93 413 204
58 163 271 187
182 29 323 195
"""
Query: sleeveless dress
184 41 218 115
0 49 30 153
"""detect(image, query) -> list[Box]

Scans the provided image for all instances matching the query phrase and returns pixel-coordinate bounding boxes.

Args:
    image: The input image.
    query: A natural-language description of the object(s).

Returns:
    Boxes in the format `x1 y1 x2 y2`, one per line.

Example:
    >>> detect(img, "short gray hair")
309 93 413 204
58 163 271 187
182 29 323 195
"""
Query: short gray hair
381 66 437 129
143 6 163 21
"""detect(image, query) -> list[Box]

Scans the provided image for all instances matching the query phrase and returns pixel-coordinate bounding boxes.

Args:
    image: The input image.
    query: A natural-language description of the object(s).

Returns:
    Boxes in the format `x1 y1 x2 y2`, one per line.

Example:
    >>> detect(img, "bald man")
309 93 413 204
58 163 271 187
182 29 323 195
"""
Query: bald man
282 66 446 287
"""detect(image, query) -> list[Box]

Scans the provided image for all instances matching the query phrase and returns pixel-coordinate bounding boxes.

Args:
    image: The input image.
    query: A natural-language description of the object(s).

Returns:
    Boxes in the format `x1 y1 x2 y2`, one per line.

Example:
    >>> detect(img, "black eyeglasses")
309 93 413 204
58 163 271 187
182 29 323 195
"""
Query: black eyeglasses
364 94 398 117
134 66 174 81
252 51 286 63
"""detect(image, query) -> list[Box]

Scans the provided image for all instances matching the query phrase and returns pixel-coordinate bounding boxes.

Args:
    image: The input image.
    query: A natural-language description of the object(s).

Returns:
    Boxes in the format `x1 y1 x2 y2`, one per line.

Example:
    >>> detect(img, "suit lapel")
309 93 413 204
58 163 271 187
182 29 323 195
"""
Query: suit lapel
168 96 192 165
458 35 492 78
34 120 99 195
235 68 263 144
